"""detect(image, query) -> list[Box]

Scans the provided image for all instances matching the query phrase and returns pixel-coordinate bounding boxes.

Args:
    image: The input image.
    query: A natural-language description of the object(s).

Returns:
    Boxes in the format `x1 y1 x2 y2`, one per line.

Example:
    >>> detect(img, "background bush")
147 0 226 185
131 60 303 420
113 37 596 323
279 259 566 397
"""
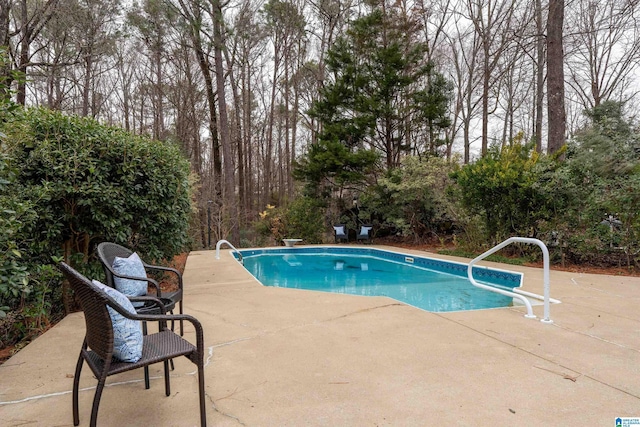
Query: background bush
450 103 639 267
451 134 555 245
541 102 640 267
358 155 457 242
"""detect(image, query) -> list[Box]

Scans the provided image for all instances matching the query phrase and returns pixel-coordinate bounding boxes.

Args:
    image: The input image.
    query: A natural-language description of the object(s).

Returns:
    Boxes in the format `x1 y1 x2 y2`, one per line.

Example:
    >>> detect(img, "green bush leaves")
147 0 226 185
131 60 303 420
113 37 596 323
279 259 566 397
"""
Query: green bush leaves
0 108 194 346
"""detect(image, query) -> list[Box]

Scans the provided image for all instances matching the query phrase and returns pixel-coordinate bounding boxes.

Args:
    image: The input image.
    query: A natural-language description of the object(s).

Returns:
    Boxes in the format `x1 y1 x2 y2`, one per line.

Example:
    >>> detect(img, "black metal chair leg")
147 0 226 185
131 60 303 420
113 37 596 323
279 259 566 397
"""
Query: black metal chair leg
72 353 84 426
198 364 207 427
179 300 184 336
164 360 171 396
89 378 107 427
142 321 150 389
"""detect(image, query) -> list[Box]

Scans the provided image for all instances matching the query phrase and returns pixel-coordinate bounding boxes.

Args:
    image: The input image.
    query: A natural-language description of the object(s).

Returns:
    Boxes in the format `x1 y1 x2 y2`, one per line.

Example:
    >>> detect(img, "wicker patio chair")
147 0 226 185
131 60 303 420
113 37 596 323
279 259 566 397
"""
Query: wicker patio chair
59 262 206 427
356 225 373 243
333 224 348 243
96 242 184 336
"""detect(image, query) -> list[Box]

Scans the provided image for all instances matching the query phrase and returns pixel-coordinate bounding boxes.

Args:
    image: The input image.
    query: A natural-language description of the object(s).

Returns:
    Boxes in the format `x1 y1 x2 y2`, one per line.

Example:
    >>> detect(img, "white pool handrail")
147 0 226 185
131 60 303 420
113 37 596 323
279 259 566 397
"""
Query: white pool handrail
215 239 243 263
468 237 553 324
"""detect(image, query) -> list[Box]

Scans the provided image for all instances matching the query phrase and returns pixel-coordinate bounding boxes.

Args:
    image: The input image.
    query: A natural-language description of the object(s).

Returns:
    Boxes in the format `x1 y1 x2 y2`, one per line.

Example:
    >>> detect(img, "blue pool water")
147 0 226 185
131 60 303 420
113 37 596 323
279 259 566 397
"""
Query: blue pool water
237 247 522 312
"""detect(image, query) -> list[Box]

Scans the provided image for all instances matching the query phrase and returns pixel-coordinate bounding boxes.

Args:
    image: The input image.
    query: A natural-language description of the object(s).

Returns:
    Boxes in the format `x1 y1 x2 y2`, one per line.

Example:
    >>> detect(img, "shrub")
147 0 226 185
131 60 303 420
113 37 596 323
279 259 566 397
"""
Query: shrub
283 197 326 243
359 155 457 241
542 102 640 267
3 108 193 262
452 136 554 244
0 108 195 346
0 153 32 310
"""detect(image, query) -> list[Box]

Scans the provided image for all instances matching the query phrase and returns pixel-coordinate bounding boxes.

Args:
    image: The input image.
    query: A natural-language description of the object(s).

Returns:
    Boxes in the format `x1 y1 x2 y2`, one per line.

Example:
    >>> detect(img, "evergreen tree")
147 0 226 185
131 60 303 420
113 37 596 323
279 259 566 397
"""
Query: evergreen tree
296 2 452 195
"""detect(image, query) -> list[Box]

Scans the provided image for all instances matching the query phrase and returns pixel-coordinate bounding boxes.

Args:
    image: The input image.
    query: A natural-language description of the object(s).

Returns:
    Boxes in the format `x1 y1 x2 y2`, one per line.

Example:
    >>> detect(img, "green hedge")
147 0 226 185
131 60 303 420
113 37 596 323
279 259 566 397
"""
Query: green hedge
1 108 194 347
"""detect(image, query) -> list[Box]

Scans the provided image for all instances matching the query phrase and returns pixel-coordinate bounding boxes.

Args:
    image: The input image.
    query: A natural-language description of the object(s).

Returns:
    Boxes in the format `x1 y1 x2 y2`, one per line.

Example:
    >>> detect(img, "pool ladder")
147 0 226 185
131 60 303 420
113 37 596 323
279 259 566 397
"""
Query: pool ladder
215 239 243 264
468 237 556 323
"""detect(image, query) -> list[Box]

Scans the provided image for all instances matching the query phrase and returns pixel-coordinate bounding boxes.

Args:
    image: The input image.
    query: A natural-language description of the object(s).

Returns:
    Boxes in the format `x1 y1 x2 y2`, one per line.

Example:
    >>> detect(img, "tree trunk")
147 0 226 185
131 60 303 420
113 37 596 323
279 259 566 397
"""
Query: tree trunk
223 47 245 224
547 0 566 155
0 0 9 47
244 64 254 214
463 117 471 164
265 52 279 208
0 0 11 100
16 0 30 106
154 45 164 140
534 0 544 152
81 49 93 117
481 62 490 156
284 55 290 200
178 0 222 181
211 0 239 244
14 0 61 105
290 46 302 198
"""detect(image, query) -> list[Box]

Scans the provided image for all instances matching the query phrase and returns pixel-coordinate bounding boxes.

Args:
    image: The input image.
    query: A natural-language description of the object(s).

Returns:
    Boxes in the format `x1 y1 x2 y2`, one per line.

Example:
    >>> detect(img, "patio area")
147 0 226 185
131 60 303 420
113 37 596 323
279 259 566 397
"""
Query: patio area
1 245 639 426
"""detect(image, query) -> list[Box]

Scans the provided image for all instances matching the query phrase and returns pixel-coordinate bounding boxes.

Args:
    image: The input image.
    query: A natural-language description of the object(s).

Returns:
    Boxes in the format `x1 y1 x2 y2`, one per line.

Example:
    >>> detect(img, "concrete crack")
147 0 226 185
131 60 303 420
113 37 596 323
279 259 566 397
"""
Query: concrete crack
208 393 247 426
0 379 148 406
212 337 254 349
324 303 405 322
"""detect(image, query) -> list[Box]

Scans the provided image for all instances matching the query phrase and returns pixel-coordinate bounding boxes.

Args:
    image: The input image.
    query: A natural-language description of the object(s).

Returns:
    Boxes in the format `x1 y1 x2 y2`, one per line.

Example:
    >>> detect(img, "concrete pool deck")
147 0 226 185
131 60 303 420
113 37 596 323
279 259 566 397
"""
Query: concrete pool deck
1 245 639 426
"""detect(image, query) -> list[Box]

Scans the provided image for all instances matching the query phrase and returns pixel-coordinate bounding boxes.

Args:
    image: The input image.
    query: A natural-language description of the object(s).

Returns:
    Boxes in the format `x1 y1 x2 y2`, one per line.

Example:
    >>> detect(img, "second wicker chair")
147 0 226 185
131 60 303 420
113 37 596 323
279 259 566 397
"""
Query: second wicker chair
96 242 184 335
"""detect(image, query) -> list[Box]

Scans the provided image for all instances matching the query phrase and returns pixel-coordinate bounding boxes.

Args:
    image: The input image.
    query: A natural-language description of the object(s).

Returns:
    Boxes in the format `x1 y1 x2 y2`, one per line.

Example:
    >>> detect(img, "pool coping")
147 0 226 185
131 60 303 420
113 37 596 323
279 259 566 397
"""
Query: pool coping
237 245 524 288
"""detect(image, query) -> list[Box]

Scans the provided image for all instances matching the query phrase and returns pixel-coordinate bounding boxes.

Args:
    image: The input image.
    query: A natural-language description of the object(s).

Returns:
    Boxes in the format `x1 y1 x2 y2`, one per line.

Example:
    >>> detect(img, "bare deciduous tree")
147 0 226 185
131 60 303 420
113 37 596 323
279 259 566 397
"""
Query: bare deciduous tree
10 0 62 105
466 0 520 156
566 0 640 110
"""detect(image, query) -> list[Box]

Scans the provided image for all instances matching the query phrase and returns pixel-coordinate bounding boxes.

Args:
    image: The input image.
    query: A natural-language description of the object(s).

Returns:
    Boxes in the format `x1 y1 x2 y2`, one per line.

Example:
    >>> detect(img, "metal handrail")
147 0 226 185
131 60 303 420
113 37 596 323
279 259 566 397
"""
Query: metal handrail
215 239 243 264
468 237 553 324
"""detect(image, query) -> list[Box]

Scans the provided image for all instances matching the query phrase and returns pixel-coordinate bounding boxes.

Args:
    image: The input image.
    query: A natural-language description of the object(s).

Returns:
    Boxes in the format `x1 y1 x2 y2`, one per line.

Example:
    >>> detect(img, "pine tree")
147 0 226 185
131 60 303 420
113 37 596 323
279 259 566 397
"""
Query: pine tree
296 2 452 194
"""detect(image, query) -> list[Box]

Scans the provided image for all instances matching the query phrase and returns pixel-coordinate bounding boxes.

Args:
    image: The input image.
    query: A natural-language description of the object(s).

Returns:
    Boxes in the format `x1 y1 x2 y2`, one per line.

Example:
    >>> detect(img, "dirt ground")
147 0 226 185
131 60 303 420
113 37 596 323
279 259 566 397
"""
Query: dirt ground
157 252 189 292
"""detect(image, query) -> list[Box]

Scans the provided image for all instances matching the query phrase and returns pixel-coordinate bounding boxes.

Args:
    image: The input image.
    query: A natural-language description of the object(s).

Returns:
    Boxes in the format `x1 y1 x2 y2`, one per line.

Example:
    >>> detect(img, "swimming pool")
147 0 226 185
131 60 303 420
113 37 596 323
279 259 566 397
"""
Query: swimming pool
237 247 523 312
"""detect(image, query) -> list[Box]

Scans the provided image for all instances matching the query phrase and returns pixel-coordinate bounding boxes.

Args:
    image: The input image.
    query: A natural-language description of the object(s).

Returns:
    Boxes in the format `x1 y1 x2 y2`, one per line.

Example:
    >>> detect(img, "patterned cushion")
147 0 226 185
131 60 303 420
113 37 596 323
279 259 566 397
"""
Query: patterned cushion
92 280 143 363
112 252 147 307
333 226 345 235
